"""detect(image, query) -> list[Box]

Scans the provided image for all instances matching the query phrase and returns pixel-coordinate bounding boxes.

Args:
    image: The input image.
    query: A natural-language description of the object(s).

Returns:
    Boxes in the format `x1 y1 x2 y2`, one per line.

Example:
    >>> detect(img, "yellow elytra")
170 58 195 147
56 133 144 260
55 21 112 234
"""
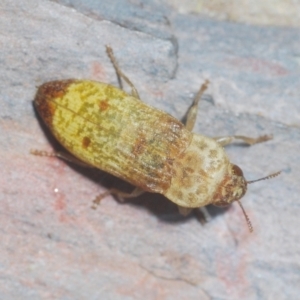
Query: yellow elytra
33 46 280 231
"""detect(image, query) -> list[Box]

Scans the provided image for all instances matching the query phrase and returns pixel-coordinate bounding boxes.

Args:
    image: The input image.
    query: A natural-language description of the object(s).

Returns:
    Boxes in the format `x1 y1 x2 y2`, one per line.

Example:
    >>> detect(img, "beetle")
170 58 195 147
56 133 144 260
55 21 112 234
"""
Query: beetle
32 46 280 231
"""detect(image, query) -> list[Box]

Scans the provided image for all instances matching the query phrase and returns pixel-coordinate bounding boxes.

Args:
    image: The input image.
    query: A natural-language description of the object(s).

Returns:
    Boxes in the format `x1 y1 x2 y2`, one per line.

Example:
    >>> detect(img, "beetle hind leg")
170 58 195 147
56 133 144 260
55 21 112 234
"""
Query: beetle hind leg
92 187 145 209
106 45 140 99
30 149 93 167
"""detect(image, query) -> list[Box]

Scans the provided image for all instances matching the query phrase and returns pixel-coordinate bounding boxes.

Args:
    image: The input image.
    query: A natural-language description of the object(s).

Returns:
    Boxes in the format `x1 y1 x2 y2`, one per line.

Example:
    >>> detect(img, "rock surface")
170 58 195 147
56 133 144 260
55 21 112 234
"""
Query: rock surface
0 0 299 299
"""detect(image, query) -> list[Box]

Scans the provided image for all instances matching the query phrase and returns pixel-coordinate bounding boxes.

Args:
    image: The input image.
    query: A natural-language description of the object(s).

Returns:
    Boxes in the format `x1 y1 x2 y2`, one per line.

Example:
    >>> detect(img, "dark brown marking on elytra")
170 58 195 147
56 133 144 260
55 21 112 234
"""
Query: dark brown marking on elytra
82 136 91 149
34 79 76 127
132 134 147 157
99 99 109 112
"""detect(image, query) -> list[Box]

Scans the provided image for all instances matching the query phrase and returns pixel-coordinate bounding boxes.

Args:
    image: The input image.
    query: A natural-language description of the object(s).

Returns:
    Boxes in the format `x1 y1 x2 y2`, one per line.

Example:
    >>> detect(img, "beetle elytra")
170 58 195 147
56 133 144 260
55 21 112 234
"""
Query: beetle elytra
32 46 280 231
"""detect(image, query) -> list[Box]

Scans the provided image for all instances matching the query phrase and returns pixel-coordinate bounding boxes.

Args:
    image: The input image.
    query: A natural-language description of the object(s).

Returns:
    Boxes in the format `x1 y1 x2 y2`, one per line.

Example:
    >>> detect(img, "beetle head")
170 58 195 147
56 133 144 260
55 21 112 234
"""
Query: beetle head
212 164 280 232
212 164 247 207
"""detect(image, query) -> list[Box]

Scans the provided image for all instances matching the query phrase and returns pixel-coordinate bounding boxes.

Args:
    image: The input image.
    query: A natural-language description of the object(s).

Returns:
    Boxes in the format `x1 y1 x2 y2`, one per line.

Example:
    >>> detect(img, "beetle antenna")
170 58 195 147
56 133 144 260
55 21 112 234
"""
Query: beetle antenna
237 200 253 232
247 171 281 184
239 171 281 232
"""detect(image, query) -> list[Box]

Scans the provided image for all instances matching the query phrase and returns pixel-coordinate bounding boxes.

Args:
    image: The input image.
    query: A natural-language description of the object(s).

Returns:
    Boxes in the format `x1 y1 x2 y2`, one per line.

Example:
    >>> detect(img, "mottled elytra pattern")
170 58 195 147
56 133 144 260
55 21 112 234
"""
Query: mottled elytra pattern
34 80 192 193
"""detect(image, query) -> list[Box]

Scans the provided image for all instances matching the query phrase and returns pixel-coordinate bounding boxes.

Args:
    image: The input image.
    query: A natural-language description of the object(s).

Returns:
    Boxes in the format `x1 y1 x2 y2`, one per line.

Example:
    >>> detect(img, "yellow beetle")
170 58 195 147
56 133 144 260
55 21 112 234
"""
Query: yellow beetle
33 46 280 231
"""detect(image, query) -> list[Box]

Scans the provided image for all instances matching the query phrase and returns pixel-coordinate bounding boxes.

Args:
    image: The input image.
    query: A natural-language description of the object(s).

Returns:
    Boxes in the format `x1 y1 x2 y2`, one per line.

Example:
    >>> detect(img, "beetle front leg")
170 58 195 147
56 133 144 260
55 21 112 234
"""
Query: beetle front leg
184 80 209 131
214 134 273 146
178 206 212 223
92 187 145 209
106 45 140 99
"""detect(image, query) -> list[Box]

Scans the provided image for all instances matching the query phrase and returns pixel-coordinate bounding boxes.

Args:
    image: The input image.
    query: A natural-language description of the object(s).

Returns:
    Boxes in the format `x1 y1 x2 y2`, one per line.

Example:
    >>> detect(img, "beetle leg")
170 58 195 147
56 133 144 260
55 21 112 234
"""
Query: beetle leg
178 206 193 216
92 187 145 209
178 206 212 222
214 134 273 146
106 45 140 99
185 80 209 131
198 207 212 222
30 149 93 168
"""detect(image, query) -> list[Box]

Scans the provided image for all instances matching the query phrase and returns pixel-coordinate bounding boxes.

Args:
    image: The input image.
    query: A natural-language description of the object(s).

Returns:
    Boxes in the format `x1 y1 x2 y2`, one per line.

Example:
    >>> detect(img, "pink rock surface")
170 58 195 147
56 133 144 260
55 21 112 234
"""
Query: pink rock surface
0 1 298 299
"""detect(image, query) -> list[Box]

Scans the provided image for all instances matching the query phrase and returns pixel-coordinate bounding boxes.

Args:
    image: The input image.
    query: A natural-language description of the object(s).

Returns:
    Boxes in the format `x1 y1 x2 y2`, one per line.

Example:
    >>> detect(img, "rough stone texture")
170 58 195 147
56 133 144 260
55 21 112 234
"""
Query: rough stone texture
167 0 300 27
0 0 299 299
